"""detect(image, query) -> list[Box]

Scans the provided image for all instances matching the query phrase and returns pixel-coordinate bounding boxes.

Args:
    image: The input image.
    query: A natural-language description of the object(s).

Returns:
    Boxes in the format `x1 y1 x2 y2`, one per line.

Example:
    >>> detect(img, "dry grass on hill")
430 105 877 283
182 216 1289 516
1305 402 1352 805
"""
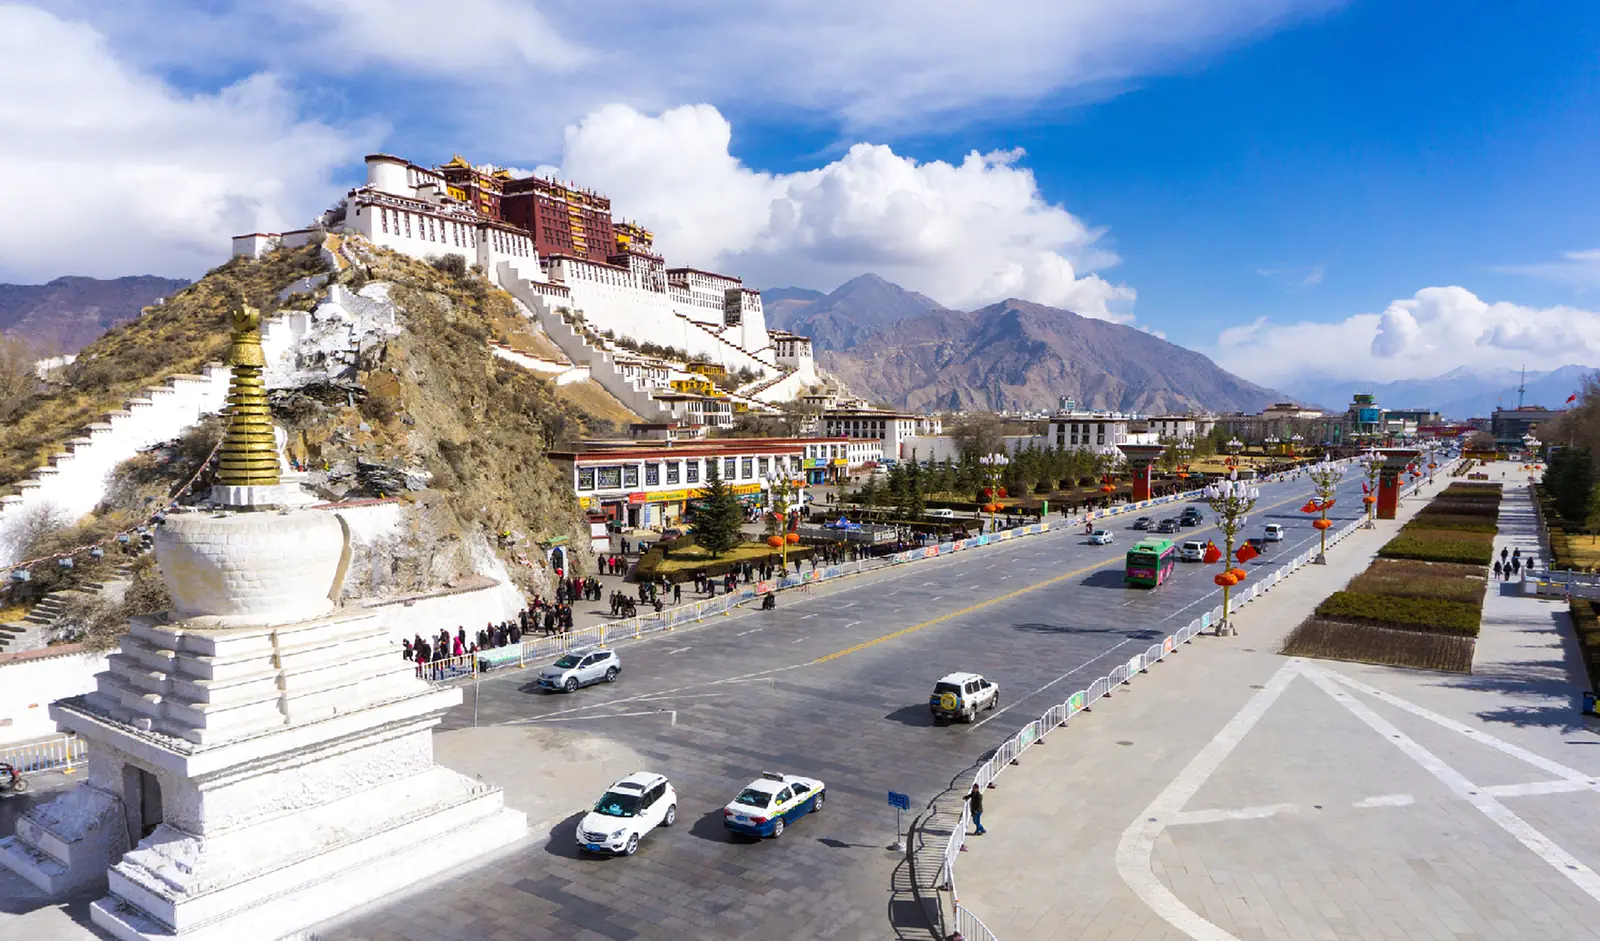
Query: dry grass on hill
0 243 330 492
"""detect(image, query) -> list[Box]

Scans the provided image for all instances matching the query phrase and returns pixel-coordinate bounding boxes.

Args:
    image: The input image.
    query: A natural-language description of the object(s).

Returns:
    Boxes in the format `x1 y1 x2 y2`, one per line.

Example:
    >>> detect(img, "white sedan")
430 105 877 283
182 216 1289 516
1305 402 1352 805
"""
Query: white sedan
723 771 826 838
576 771 677 856
1088 529 1115 545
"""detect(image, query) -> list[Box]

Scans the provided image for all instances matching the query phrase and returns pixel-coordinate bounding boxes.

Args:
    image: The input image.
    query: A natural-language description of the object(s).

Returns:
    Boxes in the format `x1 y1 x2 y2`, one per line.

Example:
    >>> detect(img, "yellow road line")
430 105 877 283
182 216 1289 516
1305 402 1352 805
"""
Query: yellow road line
809 484 1341 665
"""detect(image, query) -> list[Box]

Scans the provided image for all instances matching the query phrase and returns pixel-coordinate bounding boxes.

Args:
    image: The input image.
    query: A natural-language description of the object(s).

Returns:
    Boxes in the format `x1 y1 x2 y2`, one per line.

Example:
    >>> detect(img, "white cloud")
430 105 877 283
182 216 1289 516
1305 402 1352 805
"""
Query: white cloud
546 104 1136 318
1213 286 1600 387
0 5 376 281
1497 249 1600 290
50 0 1338 146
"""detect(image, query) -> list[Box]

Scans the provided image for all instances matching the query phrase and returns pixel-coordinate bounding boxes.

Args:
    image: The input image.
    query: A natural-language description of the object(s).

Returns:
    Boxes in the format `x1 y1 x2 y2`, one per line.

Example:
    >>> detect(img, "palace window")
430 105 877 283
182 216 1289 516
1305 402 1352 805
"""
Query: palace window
381 208 389 234
741 457 754 478
724 457 737 479
577 468 595 491
686 460 700 484
622 465 639 488
645 463 660 486
596 466 622 490
758 456 769 475
404 213 412 238
665 462 681 485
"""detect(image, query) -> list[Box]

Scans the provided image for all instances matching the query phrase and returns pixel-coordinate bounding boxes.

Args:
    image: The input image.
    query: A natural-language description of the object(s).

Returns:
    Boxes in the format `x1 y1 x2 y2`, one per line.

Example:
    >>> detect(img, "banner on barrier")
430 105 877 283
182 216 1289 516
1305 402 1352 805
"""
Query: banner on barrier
1163 637 1175 655
1068 691 1086 712
1201 612 1212 629
1018 724 1037 747
1126 655 1142 675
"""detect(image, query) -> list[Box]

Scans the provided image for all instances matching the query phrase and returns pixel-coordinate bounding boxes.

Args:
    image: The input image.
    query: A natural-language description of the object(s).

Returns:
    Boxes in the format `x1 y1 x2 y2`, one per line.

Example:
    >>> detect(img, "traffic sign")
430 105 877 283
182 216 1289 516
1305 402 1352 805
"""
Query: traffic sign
887 790 910 811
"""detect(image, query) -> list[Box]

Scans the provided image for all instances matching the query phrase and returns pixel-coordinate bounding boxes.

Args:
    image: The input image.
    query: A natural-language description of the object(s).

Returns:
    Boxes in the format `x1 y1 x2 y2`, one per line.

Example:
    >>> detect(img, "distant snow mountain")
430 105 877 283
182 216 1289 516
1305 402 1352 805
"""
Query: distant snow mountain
1284 364 1597 420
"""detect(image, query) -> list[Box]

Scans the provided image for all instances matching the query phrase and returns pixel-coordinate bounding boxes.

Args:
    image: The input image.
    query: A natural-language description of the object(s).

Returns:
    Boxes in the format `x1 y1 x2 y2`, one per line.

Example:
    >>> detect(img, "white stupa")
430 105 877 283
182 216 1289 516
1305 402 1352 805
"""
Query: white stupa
0 298 525 940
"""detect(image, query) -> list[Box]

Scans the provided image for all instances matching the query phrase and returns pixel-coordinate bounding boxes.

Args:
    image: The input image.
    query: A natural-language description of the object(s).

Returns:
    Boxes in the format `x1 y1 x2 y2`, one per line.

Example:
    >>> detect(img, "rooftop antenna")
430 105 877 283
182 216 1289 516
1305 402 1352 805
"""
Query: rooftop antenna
1517 365 1526 410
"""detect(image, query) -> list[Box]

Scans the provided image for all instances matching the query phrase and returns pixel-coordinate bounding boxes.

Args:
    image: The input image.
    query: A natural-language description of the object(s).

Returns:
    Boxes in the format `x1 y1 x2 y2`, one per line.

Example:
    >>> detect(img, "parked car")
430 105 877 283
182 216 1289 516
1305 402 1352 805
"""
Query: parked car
537 647 622 692
1246 537 1270 555
1179 540 1206 562
1264 523 1285 542
928 672 1000 723
1089 529 1114 545
1132 516 1153 530
927 508 956 519
577 772 677 856
1157 518 1182 534
723 771 826 838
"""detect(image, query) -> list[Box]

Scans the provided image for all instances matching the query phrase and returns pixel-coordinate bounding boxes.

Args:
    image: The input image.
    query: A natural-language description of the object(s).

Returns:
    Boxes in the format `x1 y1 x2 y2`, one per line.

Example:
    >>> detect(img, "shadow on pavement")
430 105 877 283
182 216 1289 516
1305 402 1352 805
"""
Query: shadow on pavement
688 807 743 845
537 811 591 860
1078 571 1128 590
883 705 939 728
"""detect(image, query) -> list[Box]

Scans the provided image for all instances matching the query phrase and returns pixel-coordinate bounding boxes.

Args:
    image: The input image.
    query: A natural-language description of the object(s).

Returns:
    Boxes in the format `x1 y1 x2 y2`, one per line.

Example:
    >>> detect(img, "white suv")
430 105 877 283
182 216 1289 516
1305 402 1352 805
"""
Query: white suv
929 672 999 723
538 647 621 692
577 771 677 856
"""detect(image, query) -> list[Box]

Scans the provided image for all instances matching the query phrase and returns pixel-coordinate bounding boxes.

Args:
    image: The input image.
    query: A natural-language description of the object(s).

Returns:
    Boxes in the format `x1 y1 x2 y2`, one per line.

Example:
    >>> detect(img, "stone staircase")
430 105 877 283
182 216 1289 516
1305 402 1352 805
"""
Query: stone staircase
0 562 135 654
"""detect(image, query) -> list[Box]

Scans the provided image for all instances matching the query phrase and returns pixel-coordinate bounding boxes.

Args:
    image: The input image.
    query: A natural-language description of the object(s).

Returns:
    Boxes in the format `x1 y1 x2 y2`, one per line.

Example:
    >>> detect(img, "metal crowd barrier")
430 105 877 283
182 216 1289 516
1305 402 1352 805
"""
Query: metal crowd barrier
925 464 1449 941
0 734 87 776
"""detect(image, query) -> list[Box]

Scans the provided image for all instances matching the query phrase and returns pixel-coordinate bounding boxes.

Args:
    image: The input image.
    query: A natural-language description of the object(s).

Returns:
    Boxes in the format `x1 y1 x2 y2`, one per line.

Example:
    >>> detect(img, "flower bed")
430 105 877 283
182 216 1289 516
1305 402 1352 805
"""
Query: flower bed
1378 528 1496 566
1314 591 1482 635
1345 559 1487 605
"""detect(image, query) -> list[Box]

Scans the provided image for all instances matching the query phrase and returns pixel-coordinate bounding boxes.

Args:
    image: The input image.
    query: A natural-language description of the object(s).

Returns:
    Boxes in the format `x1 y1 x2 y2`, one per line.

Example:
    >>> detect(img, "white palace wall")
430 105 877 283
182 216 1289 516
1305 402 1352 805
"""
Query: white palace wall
0 647 109 744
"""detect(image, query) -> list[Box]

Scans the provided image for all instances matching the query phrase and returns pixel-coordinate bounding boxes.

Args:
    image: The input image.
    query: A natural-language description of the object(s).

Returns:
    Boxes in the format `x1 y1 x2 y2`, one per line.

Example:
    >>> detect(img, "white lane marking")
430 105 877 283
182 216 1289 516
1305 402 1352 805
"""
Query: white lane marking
667 646 692 654
1353 793 1415 808
1115 658 1300 941
923 581 937 586
507 663 809 721
631 691 729 704
1482 780 1600 798
972 639 1135 730
1170 803 1299 825
844 620 860 629
524 709 675 724
1303 664 1600 906
1322 670 1591 782
735 628 763 636
844 601 858 608
791 637 808 644
801 613 817 620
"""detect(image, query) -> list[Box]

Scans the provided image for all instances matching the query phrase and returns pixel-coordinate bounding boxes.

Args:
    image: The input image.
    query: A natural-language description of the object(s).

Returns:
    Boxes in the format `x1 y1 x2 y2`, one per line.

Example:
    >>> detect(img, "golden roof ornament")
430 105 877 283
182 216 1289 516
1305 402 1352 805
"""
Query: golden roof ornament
215 293 279 487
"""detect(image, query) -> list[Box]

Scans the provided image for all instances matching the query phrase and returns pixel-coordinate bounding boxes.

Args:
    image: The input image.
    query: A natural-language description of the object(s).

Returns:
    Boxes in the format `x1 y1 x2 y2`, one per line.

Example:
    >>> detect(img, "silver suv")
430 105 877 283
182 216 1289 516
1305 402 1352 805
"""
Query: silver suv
537 647 621 692
928 672 999 723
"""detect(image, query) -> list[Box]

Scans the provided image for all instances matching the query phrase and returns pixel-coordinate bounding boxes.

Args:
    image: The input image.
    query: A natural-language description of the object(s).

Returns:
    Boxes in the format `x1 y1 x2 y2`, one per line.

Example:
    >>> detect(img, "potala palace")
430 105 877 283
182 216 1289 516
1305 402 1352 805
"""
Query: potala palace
235 153 824 424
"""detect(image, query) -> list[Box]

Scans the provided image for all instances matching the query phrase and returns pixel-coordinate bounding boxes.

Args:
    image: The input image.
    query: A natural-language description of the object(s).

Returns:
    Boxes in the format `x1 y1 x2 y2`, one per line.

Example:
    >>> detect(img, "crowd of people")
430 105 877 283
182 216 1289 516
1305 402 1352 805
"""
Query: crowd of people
1493 545 1535 581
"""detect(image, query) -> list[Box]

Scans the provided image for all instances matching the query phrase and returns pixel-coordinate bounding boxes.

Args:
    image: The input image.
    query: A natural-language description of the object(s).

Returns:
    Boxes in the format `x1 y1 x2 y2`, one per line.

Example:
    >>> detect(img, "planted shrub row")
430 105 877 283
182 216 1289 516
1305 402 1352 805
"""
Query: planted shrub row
1314 591 1483 635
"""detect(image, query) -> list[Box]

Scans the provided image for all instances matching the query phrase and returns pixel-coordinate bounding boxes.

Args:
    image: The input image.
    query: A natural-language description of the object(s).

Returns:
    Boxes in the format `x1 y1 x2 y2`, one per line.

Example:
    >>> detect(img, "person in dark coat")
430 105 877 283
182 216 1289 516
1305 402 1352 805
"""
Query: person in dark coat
963 784 987 835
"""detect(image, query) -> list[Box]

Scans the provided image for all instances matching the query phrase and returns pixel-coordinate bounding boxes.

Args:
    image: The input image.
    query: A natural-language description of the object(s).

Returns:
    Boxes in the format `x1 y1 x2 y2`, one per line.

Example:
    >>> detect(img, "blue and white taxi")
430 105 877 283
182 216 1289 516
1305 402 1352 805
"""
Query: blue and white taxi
722 770 826 838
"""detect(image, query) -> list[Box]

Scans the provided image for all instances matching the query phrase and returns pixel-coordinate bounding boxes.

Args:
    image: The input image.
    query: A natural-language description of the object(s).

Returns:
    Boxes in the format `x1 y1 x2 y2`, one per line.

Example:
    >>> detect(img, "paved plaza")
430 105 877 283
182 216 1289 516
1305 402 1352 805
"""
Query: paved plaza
958 465 1600 941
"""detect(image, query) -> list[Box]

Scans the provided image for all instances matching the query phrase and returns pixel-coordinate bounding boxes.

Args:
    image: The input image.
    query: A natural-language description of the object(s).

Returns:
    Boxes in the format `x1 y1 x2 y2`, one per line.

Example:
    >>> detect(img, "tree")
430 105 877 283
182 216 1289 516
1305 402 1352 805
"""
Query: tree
1466 430 1497 452
1547 447 1594 524
687 460 743 556
0 334 38 422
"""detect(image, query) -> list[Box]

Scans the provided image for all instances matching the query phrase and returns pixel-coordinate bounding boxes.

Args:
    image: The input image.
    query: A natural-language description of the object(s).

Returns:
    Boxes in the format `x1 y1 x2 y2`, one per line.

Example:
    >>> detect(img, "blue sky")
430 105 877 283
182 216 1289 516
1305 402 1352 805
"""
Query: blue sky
3 0 1598 388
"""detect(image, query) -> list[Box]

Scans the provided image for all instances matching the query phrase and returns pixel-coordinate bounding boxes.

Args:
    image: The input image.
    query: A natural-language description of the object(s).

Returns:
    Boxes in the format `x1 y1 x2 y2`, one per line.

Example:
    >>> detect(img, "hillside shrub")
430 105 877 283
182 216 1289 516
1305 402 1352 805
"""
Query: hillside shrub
1314 591 1482 636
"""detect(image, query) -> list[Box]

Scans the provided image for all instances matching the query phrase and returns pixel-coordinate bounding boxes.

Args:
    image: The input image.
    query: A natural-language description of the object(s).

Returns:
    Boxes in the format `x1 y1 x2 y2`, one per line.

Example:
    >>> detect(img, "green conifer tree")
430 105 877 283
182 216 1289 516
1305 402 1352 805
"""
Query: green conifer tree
689 460 743 556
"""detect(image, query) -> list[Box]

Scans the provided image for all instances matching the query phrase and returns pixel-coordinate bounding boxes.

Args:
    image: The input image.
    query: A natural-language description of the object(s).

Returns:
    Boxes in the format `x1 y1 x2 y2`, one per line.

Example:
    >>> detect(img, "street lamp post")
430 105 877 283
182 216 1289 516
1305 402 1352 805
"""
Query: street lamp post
978 453 1009 533
1361 448 1381 529
1205 471 1259 636
765 469 800 574
1305 458 1345 564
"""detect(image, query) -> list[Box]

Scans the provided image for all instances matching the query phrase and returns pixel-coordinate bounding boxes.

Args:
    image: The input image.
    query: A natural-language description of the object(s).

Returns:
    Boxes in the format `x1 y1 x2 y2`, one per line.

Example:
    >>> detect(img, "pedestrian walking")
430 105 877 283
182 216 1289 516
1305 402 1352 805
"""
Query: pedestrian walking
963 784 987 835
1493 560 1503 580
1501 547 1509 563
1512 558 1522 578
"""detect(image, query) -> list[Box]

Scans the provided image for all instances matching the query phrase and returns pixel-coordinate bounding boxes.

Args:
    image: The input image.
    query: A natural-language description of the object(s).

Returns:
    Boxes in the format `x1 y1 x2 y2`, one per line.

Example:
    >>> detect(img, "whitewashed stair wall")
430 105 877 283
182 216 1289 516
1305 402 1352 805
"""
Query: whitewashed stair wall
0 315 297 567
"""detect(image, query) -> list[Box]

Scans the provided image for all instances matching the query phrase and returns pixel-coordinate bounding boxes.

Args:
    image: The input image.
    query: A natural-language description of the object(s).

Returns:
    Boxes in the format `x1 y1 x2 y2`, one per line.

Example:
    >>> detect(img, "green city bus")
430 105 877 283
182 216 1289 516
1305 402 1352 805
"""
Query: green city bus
1126 538 1177 588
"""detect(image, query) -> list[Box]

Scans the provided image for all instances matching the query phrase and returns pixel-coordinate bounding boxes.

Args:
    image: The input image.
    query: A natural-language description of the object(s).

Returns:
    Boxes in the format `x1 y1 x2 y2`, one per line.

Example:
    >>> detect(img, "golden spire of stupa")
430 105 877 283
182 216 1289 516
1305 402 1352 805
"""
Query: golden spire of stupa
215 294 280 487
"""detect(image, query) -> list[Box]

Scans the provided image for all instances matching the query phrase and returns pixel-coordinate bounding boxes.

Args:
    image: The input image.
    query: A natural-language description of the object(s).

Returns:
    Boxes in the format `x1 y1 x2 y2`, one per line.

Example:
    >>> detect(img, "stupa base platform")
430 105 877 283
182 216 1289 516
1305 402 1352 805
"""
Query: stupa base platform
87 778 524 941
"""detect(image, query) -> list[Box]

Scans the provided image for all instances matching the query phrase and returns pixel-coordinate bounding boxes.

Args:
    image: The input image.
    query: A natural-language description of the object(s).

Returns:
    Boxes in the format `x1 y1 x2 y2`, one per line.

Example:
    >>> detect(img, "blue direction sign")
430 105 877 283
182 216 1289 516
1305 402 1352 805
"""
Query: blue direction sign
887 790 910 811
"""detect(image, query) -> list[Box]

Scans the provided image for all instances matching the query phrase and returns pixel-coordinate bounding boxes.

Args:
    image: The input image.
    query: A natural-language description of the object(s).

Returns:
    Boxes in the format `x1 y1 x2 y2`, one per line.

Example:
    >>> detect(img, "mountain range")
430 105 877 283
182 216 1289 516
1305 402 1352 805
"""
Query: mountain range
0 275 189 354
766 275 1280 414
1283 364 1597 420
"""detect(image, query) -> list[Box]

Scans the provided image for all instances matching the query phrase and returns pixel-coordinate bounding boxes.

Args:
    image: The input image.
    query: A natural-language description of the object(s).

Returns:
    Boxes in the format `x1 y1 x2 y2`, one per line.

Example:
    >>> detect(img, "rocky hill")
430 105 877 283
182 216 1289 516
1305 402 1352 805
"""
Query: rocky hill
762 274 945 350
820 297 1280 414
0 275 189 353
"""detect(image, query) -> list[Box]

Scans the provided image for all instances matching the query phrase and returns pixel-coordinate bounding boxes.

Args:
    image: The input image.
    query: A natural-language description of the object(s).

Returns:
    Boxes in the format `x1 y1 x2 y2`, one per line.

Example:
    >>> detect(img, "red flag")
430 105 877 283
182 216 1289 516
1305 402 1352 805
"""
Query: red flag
1322 498 1335 510
1361 481 1371 494
1569 394 1579 404
1301 500 1318 514
1203 542 1222 564
1236 543 1259 563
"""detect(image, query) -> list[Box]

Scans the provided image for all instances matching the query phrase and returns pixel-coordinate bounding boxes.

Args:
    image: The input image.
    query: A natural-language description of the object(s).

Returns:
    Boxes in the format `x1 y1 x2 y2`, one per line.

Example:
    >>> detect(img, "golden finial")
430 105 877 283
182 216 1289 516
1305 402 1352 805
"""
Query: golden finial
215 293 279 487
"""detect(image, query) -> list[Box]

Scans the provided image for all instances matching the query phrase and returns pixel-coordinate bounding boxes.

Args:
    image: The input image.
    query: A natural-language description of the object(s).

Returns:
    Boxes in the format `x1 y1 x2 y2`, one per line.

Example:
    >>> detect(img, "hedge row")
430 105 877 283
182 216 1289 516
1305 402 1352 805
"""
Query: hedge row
1314 591 1483 636
1378 533 1496 566
1404 512 1499 533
